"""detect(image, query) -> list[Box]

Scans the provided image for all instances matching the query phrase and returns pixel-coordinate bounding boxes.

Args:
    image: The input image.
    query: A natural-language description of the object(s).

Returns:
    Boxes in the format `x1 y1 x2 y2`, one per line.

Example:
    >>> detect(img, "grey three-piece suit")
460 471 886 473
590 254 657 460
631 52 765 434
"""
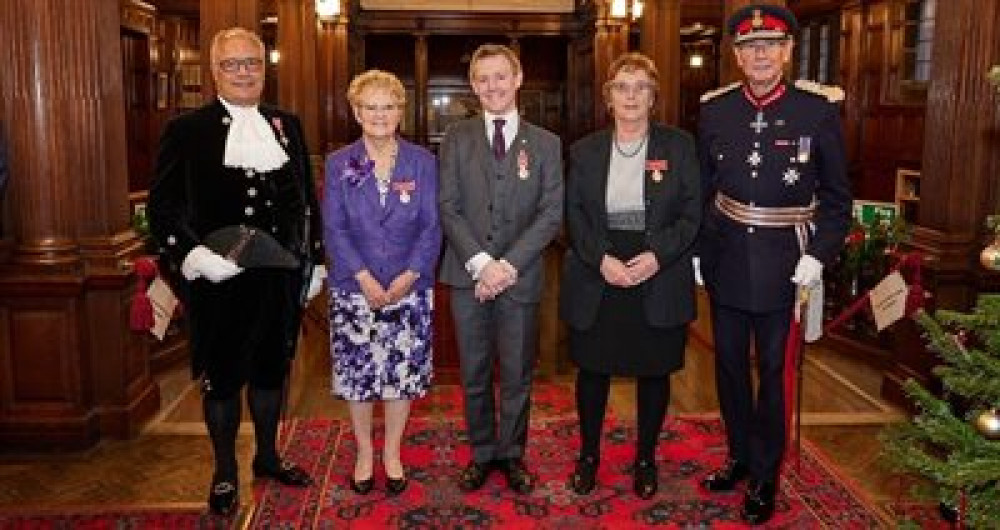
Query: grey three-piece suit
438 115 563 463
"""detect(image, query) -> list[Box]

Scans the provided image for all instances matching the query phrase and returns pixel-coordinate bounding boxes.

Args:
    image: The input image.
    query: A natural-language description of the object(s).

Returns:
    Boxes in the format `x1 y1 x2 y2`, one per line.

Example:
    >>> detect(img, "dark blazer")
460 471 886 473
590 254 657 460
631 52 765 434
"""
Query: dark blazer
437 116 563 304
322 137 441 292
559 123 702 330
148 99 323 380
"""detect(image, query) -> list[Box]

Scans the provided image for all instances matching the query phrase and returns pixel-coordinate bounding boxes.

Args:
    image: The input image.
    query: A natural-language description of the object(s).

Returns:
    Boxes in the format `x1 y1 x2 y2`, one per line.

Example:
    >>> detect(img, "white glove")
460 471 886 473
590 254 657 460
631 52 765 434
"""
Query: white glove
180 245 243 283
306 265 327 302
692 256 704 286
790 254 823 287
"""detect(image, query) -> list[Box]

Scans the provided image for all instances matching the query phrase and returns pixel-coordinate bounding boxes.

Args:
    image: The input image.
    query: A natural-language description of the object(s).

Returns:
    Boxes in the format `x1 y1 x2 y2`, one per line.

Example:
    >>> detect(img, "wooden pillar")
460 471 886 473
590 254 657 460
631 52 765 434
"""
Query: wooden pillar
720 0 785 83
414 33 429 146
199 0 260 99
318 12 351 152
277 0 321 154
909 0 1000 308
594 1 630 129
0 0 158 449
638 0 681 125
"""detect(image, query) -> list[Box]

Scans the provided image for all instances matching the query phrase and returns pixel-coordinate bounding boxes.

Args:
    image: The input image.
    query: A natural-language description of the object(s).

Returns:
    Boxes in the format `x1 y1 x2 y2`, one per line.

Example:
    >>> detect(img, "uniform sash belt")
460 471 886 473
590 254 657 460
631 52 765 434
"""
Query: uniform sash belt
714 192 816 254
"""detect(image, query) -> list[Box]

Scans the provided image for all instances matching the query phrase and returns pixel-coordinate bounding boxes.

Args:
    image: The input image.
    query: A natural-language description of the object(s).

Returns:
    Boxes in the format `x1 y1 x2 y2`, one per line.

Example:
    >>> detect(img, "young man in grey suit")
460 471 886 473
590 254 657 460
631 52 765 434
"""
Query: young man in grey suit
438 44 564 495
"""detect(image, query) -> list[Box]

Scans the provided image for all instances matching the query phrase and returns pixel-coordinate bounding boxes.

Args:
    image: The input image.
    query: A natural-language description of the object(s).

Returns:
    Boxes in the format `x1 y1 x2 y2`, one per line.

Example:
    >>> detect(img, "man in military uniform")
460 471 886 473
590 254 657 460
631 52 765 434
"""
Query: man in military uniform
696 4 852 525
148 28 326 516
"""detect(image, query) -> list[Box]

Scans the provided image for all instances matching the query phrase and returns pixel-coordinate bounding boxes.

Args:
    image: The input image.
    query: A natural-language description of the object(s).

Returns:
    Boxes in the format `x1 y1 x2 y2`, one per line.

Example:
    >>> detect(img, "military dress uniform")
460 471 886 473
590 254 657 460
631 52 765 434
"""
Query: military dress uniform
696 8 852 521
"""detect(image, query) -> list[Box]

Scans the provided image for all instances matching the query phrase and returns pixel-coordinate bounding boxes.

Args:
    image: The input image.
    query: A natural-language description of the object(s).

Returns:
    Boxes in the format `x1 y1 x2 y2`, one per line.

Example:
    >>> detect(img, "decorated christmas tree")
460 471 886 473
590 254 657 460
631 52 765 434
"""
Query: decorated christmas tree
880 289 1000 527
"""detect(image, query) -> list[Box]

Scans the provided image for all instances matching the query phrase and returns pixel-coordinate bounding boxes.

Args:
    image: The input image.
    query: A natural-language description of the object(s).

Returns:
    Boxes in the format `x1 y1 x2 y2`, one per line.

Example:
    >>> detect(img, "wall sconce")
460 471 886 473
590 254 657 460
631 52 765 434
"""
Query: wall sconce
689 53 704 68
269 49 281 64
610 0 629 19
631 0 643 20
316 0 340 19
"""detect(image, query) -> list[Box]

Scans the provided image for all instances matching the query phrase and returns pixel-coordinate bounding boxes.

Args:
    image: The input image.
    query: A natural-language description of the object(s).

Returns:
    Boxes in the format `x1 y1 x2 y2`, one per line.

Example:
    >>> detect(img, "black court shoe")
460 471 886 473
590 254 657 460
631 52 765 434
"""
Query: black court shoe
207 479 238 517
568 455 599 495
633 460 658 500
252 459 314 487
702 459 748 492
386 473 408 495
348 474 374 495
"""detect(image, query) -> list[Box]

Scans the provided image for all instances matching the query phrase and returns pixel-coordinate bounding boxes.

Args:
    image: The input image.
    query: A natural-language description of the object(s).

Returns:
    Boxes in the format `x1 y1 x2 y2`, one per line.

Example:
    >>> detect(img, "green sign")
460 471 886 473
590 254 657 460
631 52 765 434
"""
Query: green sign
853 201 898 227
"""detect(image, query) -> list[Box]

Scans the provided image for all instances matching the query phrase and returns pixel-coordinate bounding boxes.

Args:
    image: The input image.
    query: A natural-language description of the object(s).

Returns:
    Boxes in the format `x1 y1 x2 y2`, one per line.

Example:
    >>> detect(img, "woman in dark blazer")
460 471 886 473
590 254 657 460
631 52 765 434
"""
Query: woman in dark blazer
559 52 702 499
323 70 441 496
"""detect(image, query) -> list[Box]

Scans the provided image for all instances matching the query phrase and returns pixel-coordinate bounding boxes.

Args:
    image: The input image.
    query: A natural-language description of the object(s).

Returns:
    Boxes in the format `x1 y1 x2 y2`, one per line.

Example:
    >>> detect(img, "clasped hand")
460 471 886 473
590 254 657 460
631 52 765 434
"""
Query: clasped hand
474 259 516 302
358 270 417 310
601 252 659 288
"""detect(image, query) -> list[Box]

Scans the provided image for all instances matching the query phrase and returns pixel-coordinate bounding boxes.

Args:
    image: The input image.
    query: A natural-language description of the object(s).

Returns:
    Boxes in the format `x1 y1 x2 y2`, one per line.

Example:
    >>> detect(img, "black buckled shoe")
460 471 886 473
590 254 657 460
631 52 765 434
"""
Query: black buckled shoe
741 479 777 525
457 460 494 492
568 455 599 495
500 458 535 495
207 479 238 517
701 459 748 492
386 473 408 495
252 459 314 487
633 459 658 500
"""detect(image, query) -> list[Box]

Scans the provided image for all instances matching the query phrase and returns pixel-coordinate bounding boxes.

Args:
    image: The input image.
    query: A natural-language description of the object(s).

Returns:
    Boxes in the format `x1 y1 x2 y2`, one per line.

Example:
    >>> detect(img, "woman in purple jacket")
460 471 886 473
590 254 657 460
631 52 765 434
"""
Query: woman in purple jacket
323 70 441 496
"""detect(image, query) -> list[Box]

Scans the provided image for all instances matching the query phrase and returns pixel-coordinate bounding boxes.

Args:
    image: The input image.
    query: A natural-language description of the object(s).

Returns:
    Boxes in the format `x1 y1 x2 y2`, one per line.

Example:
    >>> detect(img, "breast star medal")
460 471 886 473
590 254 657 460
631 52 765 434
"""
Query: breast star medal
517 149 530 180
645 159 668 182
782 168 801 186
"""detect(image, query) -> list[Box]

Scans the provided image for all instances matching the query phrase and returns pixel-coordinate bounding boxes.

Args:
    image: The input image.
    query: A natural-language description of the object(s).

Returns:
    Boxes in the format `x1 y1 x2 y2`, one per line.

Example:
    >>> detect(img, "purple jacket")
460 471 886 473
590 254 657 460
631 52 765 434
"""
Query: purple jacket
322 137 441 293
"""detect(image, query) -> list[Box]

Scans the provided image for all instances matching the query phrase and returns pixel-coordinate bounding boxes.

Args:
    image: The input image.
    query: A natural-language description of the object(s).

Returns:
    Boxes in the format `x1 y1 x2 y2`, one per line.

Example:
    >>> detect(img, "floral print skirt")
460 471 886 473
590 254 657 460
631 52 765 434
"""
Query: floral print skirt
329 287 434 401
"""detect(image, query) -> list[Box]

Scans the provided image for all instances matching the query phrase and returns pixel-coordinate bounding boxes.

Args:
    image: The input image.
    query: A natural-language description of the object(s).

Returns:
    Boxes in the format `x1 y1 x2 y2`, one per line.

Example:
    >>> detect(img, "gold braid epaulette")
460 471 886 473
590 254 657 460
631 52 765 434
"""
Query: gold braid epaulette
793 80 845 103
699 81 742 103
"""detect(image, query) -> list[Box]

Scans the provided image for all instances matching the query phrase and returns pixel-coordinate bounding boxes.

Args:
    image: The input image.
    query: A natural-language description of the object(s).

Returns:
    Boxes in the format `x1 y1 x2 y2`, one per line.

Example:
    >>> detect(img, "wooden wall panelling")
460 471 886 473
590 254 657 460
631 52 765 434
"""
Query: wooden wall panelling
318 14 351 152
276 0 321 154
199 0 260 99
639 0 681 126
0 0 157 449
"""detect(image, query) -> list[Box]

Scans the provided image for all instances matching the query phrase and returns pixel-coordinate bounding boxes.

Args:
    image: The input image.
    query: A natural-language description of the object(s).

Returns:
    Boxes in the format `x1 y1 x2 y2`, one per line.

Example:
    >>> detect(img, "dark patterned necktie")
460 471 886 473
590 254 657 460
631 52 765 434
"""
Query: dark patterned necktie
492 118 506 160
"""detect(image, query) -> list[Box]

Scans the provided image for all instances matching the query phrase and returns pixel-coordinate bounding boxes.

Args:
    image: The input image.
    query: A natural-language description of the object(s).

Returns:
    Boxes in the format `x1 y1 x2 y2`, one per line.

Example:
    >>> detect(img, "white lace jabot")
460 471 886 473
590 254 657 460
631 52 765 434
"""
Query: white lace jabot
219 97 289 172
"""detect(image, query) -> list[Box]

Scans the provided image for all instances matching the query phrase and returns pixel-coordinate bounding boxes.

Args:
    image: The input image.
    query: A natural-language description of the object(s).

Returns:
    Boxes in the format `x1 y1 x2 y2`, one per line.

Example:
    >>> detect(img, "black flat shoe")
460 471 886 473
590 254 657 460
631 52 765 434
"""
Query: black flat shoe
500 458 535 495
702 458 748 492
253 459 314 487
633 460 658 499
741 479 777 525
207 480 238 517
457 460 494 492
568 455 598 495
349 475 374 495
386 474 408 495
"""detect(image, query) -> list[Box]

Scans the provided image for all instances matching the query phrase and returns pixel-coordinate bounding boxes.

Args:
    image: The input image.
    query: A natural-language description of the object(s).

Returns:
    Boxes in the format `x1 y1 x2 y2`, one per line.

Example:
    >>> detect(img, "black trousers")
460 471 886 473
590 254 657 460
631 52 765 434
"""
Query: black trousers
575 368 670 463
710 302 792 482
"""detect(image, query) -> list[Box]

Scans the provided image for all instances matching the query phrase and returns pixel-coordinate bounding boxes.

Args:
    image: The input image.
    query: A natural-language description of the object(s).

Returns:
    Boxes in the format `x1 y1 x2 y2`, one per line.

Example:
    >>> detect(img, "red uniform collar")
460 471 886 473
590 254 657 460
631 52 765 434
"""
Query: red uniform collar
742 82 786 109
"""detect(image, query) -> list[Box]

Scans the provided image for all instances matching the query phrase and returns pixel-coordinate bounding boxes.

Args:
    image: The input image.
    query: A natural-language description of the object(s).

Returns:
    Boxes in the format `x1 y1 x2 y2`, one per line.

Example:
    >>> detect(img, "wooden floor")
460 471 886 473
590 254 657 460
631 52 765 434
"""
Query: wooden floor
0 289 919 526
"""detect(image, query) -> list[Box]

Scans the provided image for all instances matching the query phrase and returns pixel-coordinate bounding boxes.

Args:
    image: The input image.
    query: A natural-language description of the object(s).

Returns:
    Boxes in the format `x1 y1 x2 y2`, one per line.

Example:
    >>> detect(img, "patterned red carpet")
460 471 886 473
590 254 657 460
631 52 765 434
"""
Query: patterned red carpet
0 507 226 529
252 415 887 528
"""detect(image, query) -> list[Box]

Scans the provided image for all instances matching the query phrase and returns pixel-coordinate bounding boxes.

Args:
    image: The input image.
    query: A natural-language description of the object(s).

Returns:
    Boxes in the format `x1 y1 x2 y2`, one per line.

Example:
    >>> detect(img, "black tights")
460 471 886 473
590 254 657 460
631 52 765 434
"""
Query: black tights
203 385 284 482
576 368 670 463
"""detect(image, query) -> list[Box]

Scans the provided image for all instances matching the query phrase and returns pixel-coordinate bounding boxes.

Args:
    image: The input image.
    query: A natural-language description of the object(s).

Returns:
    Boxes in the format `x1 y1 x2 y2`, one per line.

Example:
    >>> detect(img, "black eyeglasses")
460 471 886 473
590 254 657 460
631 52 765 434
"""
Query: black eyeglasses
218 57 265 73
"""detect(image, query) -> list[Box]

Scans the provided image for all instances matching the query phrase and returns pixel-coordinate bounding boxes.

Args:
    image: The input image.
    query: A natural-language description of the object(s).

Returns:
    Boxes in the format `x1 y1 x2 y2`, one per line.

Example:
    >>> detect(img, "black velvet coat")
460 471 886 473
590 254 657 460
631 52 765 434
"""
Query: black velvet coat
148 100 323 394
